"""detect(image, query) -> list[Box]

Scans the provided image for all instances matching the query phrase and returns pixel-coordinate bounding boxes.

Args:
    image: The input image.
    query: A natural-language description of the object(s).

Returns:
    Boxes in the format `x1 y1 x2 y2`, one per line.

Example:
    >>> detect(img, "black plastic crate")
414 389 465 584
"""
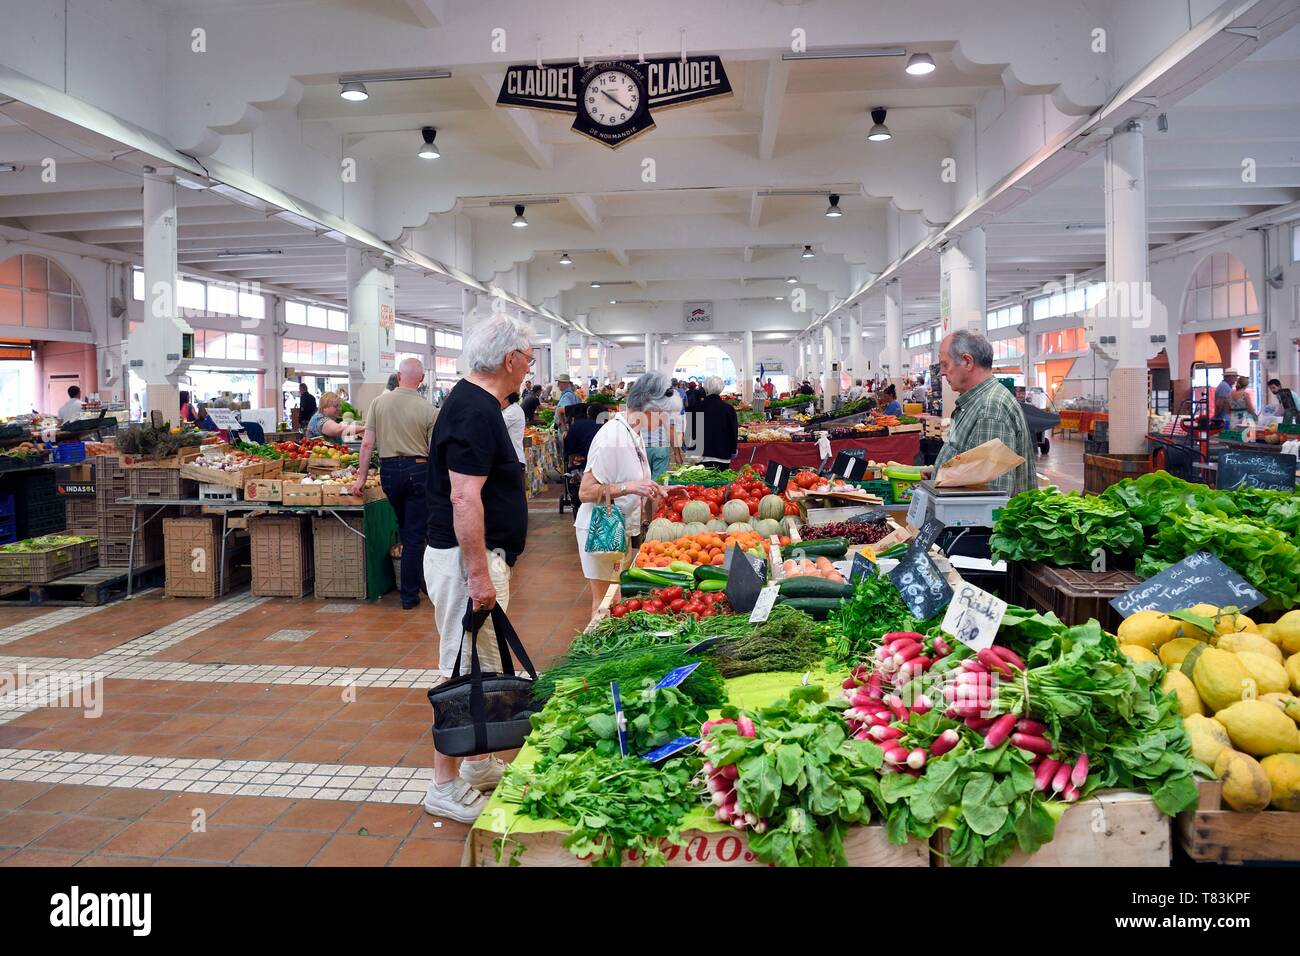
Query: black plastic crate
0 515 15 545
16 493 65 540
0 494 13 518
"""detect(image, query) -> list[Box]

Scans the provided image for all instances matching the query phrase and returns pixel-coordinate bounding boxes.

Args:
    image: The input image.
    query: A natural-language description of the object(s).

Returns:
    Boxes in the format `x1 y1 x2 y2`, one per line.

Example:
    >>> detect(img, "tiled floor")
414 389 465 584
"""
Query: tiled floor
0 451 1087 867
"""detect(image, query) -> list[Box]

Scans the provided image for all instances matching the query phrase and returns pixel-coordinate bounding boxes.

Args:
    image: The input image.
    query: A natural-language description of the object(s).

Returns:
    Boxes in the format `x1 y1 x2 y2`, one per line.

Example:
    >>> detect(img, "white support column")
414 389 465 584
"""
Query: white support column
849 305 864 388
885 279 904 389
551 325 570 384
265 296 285 414
1021 298 1037 390
643 332 656 375
821 323 839 405
346 249 397 413
742 330 755 404
1105 120 1150 455
832 316 845 393
131 175 183 420
940 228 987 413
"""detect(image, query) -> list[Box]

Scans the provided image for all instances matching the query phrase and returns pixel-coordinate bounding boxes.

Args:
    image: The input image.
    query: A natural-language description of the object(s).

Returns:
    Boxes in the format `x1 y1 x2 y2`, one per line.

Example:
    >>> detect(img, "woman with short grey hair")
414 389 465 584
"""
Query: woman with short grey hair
699 376 739 469
574 370 673 615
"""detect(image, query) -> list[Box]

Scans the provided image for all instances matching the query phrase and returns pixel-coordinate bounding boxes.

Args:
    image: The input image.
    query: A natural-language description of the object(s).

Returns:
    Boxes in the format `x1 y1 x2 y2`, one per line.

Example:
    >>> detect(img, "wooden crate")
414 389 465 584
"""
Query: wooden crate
282 482 323 506
244 478 283 502
180 461 263 488
1177 778 1300 864
121 446 203 469
466 821 928 868
932 790 1170 866
320 484 363 506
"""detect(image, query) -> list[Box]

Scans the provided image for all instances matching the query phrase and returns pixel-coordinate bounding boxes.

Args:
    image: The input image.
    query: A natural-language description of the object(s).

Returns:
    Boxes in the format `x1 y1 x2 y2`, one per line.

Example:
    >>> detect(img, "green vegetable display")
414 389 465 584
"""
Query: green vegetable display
701 605 830 677
531 643 726 708
0 534 95 553
529 681 708 759
989 488 1143 566
829 572 937 665
661 464 739 484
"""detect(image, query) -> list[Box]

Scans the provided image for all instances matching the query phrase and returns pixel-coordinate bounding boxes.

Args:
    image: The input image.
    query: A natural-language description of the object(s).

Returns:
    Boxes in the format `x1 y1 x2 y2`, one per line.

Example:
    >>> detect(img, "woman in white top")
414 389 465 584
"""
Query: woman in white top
502 391 526 463
575 371 672 616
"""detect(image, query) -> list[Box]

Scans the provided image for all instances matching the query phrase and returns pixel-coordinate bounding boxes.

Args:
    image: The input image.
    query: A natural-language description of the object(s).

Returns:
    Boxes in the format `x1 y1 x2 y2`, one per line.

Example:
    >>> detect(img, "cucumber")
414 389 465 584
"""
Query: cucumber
776 596 845 618
786 538 849 559
777 576 854 600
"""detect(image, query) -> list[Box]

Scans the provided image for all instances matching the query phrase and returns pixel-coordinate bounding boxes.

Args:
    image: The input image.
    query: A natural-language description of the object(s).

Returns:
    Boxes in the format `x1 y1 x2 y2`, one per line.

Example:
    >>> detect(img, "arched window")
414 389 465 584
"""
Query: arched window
0 254 91 332
1182 252 1259 325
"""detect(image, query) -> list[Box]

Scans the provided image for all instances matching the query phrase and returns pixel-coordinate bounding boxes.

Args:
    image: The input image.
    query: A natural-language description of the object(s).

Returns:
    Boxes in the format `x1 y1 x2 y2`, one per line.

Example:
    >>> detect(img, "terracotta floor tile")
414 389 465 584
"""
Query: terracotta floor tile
408 817 472 842
0 726 43 748
171 735 248 758
236 699 295 718
144 791 232 823
206 716 272 737
281 739 355 764
362 721 427 744
235 830 330 866
84 789 169 820
0 849 86 866
260 717 324 738
157 713 225 735
313 721 375 743
340 740 412 766
75 855 154 867
0 811 63 847
389 839 465 867
209 796 293 828
334 702 397 722
21 786 112 814
166 826 261 863
228 737 297 760
344 803 424 838
98 820 192 858
309 833 401 867
185 698 250 716
130 732 196 753
150 859 209 867
32 817 127 854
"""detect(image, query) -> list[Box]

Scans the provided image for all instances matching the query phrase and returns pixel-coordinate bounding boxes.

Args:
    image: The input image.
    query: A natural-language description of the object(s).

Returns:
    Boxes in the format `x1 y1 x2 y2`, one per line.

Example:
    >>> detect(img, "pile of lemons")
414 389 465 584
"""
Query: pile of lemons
1118 605 1300 813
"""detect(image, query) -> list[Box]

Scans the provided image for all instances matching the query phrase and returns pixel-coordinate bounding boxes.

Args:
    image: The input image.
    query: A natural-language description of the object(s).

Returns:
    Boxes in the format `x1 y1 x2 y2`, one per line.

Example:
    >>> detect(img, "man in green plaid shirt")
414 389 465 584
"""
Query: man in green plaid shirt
935 330 1038 495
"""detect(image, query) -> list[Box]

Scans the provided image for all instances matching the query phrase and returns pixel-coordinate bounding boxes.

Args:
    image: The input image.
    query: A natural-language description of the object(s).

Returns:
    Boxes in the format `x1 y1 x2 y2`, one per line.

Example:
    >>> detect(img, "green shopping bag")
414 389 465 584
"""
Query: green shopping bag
584 488 627 554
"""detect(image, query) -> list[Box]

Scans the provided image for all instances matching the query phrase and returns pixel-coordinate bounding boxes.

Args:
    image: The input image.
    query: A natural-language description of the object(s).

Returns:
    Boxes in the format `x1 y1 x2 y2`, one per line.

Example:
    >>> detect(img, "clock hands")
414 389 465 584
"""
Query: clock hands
599 86 633 113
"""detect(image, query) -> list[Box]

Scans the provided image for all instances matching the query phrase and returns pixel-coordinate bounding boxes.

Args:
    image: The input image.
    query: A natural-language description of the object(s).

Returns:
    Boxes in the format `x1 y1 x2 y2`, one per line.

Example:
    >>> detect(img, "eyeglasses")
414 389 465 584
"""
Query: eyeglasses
511 349 536 369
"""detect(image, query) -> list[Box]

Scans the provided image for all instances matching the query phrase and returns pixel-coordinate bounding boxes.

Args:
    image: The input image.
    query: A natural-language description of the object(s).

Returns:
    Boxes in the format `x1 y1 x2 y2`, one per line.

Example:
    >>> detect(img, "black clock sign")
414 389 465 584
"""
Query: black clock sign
497 56 733 149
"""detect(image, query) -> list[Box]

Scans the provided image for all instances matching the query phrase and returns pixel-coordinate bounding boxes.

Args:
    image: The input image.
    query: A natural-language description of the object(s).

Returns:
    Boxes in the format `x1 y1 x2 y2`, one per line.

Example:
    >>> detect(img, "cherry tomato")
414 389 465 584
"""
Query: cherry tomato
702 593 717 605
611 605 627 618
647 599 664 613
625 599 641 612
701 607 716 617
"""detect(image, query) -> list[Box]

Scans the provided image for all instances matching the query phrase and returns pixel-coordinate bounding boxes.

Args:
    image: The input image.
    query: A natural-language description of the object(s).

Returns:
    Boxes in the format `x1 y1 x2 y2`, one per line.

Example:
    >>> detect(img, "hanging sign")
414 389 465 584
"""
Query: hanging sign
684 301 714 331
497 56 733 149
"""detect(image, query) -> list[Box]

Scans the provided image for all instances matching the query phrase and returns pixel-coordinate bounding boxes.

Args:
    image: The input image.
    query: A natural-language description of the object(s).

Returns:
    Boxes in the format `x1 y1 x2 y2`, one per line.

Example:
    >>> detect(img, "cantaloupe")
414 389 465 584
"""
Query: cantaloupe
682 521 708 537
727 522 752 533
646 518 678 542
722 499 751 524
681 500 711 525
753 518 782 537
705 519 729 533
758 495 786 521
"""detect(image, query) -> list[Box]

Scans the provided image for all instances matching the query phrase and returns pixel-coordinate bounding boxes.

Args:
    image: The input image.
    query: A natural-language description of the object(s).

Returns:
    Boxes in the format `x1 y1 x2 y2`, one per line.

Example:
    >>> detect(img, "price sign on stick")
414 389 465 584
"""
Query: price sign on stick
749 583 780 623
849 551 875 584
206 407 242 431
913 517 946 554
941 582 1008 652
610 682 629 758
724 544 765 614
764 461 790 493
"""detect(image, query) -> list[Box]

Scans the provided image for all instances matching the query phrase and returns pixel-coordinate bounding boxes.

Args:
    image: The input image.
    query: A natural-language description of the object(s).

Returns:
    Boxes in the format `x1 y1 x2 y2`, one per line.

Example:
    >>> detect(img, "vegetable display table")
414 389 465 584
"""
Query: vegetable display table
731 433 920 472
464 667 929 868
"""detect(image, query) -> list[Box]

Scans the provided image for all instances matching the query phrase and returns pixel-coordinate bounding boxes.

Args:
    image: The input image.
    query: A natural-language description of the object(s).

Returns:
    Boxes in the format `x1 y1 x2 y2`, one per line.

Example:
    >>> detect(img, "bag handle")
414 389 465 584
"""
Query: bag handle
452 599 538 683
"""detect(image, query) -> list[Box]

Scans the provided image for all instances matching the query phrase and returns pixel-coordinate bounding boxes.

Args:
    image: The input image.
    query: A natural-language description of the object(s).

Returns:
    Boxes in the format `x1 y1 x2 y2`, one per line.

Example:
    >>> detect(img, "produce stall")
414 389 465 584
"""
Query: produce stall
523 427 561 498
732 433 920 471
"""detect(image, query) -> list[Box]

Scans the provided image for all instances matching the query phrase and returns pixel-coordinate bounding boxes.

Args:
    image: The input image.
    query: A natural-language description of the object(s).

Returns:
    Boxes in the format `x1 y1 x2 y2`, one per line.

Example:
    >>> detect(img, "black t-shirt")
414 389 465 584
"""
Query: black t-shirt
520 391 541 421
426 379 527 560
299 391 317 421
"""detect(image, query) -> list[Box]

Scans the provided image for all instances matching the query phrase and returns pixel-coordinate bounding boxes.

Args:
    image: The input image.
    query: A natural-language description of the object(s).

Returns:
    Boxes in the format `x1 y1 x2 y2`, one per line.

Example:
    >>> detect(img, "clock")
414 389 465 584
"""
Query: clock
582 68 641 127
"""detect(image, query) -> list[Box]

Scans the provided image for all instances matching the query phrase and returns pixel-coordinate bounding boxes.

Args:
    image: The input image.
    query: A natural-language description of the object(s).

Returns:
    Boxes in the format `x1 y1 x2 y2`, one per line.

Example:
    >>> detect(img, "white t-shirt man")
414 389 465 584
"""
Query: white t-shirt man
58 397 83 421
503 401 526 463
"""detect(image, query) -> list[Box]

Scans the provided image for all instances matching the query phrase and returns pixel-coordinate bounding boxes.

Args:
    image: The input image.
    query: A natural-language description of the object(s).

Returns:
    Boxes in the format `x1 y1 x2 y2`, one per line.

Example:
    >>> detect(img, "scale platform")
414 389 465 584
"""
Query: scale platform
907 480 1010 529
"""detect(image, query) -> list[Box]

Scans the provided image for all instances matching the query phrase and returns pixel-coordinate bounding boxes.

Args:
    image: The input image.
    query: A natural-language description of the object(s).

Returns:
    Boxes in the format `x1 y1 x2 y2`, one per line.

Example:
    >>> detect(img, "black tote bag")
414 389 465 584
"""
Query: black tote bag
427 600 541 757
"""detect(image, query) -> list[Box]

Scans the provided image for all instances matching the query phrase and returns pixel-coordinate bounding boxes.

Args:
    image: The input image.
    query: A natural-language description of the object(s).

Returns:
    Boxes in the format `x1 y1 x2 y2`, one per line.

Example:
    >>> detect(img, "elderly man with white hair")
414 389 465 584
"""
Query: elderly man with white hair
350 356 437 610
699 375 740 469
422 313 536 822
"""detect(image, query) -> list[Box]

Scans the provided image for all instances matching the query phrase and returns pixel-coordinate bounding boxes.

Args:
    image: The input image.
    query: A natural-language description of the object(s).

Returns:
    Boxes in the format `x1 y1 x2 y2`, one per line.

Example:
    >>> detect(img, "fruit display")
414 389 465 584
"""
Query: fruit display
296 465 380 489
800 518 892 545
184 450 264 475
608 586 732 620
238 438 359 465
1116 603 1300 813
737 426 795 442
635 530 788 568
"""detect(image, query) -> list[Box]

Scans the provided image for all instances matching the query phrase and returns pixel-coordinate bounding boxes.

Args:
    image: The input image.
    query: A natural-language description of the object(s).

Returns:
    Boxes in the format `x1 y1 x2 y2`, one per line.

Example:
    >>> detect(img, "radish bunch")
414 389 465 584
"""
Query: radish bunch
939 646 1026 721
698 716 768 833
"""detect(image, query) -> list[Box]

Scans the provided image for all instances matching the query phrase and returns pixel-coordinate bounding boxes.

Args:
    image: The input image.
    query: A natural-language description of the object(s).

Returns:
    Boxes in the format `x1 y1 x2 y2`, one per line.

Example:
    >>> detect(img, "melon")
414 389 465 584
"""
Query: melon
758 494 786 521
722 499 751 524
681 500 711 525
753 518 782 537
682 521 708 537
646 518 678 542
727 522 752 534
705 519 729 532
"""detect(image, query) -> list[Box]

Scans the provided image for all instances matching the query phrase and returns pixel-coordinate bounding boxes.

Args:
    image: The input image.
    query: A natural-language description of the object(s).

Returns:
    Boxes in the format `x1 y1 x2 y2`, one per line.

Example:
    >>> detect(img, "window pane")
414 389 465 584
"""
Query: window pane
1032 298 1048 321
23 291 47 327
307 306 327 328
22 256 48 291
0 257 20 287
0 287 23 324
1212 253 1228 286
178 278 205 311
1196 289 1211 322
286 301 306 325
207 284 237 315
72 298 88 332
1066 287 1085 314
328 309 347 332
1010 305 1022 325
48 295 72 330
1212 284 1228 319
207 332 226 360
1228 282 1245 318
48 263 72 295
313 341 327 365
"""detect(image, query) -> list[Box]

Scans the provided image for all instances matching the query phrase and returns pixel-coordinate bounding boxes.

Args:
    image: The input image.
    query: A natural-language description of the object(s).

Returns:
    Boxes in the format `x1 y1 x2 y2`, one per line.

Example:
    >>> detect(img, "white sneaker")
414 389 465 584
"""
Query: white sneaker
459 756 507 792
423 778 489 823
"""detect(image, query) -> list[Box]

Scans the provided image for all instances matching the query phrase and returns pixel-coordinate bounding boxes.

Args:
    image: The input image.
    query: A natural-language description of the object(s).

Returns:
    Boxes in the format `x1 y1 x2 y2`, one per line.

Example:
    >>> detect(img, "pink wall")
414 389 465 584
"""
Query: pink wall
33 342 97 413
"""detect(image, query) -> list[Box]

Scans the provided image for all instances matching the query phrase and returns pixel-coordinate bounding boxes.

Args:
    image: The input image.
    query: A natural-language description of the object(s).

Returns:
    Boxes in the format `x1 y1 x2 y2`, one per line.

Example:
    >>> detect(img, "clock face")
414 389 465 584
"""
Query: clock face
583 69 641 127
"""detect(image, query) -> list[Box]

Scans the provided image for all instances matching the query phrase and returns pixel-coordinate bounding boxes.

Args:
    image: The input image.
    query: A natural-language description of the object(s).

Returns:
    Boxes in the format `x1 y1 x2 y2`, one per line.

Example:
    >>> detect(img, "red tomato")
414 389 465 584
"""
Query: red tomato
702 593 717 604
747 500 759 515
661 586 683 602
625 599 642 612
671 498 688 516
669 598 687 611
701 608 716 617
611 605 627 618
646 599 664 613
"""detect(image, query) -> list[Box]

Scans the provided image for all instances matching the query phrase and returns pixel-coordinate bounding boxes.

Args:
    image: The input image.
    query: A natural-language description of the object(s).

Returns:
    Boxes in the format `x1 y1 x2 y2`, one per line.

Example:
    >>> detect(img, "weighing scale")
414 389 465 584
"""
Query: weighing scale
906 480 1010 530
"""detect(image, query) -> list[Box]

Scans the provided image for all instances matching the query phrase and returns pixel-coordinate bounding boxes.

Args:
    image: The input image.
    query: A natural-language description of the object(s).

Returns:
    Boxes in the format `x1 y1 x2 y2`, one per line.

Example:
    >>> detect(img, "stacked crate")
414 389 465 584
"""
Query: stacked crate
162 516 250 598
127 467 197 501
96 455 163 567
250 515 313 597
10 470 66 540
311 515 366 599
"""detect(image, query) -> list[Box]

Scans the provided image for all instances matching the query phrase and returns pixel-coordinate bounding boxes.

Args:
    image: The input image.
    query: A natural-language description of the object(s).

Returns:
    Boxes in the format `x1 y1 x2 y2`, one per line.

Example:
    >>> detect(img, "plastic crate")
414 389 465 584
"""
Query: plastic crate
198 483 239 503
852 479 894 504
311 515 366 599
163 516 250 598
16 481 66 539
53 442 86 463
127 468 195 500
250 515 313 597
1007 562 1140 634
99 534 164 568
65 497 99 535
1083 453 1153 496
95 456 129 506
0 515 15 545
0 494 13 518
0 537 98 583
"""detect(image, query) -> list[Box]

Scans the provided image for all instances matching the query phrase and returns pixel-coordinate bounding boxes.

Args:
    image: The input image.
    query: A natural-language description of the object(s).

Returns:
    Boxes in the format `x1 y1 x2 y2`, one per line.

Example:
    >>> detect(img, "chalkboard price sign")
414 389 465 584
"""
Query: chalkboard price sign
831 451 865 480
1109 550 1265 617
888 544 953 621
849 551 875 584
1216 450 1296 492
764 461 790 493
913 517 946 554
724 543 766 614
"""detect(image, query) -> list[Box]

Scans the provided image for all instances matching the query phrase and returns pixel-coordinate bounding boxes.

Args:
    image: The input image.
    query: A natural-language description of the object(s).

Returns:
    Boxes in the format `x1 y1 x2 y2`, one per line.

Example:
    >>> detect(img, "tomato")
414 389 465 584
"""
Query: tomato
702 592 717 605
747 500 759 515
661 586 682 602
625 599 641 612
701 607 716 617
669 597 687 612
671 498 688 516
646 599 664 613
610 605 627 618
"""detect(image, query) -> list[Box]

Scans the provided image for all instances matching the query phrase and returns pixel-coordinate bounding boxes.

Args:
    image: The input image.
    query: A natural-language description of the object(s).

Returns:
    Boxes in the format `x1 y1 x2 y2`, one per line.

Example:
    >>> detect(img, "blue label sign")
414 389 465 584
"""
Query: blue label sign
639 736 700 763
655 662 702 689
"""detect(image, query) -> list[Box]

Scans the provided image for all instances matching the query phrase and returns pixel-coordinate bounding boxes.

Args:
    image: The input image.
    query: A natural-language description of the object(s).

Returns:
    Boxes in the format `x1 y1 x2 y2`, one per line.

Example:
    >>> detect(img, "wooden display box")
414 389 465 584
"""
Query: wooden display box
932 790 1170 866
320 484 361 506
180 461 264 488
281 482 323 506
889 423 923 434
244 478 283 502
121 446 203 469
466 821 928 868
1177 778 1300 864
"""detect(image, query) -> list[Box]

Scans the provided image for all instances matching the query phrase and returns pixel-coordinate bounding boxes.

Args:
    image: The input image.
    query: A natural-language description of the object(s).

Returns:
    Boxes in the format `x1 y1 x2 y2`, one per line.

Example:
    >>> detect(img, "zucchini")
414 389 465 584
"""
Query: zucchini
697 579 726 593
786 538 849 559
693 565 729 584
775 596 845 618
777 576 854 600
624 567 694 588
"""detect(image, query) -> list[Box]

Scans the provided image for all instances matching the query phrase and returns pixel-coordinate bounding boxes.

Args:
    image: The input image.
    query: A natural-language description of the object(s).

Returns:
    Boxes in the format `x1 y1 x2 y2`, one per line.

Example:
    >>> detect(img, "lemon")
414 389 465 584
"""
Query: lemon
1213 700 1300 757
1235 651 1290 697
1163 671 1203 717
1289 654 1300 695
1121 644 1159 665
1261 693 1300 725
1192 647 1252 712
1260 754 1300 811
1178 604 1220 642
1186 713 1233 767
1279 611 1300 656
1118 610 1181 651
1214 749 1272 812
1216 632 1283 665
1161 638 1203 667
1256 622 1280 646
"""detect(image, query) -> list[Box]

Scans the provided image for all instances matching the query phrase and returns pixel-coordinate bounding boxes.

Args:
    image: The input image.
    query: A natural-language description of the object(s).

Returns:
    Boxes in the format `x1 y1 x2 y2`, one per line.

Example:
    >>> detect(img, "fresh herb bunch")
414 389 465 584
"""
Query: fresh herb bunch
989 488 1143 566
532 643 725 708
703 685 885 867
663 464 739 484
566 611 697 657
704 605 830 677
497 751 698 866
114 424 203 458
529 681 708 758
830 572 936 665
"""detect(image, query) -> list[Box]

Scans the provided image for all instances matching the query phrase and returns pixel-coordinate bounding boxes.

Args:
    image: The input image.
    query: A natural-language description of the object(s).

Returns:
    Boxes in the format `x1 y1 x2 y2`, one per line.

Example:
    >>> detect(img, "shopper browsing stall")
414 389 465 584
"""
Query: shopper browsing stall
1228 376 1258 426
423 313 535 822
503 391 526 463
555 373 580 427
57 385 83 422
699 376 740 469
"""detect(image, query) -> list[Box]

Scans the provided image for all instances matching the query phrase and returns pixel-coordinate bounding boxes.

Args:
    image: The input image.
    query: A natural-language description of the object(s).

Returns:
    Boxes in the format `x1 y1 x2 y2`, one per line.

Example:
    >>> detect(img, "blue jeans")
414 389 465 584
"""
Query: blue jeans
380 458 429 607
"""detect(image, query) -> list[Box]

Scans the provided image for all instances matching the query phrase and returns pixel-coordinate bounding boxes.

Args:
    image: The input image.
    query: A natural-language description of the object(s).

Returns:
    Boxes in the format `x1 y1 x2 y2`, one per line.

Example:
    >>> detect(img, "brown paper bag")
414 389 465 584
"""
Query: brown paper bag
933 438 1024 488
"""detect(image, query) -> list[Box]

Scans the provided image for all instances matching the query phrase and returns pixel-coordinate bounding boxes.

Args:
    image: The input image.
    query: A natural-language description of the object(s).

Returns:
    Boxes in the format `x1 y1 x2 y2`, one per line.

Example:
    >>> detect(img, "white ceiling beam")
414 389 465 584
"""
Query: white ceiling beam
608 247 630 267
749 192 765 229
466 73 554 170
567 195 603 232
757 56 789 161
402 0 446 28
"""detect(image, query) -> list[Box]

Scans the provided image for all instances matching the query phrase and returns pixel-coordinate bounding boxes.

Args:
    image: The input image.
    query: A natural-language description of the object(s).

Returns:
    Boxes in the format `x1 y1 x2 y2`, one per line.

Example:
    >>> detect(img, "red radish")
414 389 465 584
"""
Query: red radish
891 643 922 665
720 763 739 781
866 674 883 696
1016 719 1048 736
850 691 875 710
942 685 959 702
1061 784 1080 803
964 716 996 730
882 631 924 644
960 659 990 674
1071 753 1089 789
744 813 759 827
707 775 729 794
952 701 992 718
867 712 893 727
1034 758 1061 792
984 713 1017 749
753 820 768 834
841 677 858 690
711 790 731 807
977 648 1014 678
1010 732 1053 755
990 645 1026 671
732 819 747 830
910 695 933 715
906 748 928 770
1051 762 1071 794
715 806 732 823
884 746 909 765
701 762 715 776
931 729 960 756
853 728 871 741
932 637 952 658
870 725 903 742
736 715 756 738
700 740 715 753
887 696 909 722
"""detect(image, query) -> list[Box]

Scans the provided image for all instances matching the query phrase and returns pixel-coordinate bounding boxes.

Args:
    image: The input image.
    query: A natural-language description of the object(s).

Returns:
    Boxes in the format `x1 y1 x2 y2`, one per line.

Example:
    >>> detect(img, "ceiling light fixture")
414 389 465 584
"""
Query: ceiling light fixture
609 299 617 305
216 249 284 259
825 194 843 218
786 276 798 284
417 127 440 159
775 296 785 301
339 81 369 101
867 107 892 142
905 53 936 75
511 204 528 228
591 280 601 289
559 252 573 265
801 245 815 259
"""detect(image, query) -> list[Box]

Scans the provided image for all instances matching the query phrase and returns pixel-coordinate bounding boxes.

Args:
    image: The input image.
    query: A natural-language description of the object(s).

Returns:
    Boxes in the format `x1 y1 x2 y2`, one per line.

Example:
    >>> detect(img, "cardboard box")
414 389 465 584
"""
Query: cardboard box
244 478 283 502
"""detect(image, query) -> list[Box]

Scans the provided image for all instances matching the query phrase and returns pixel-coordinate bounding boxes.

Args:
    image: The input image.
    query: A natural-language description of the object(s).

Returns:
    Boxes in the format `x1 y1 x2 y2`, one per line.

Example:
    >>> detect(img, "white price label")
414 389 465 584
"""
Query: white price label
940 582 1008 652
906 486 929 529
749 583 780 624
207 408 242 430
769 536 783 578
